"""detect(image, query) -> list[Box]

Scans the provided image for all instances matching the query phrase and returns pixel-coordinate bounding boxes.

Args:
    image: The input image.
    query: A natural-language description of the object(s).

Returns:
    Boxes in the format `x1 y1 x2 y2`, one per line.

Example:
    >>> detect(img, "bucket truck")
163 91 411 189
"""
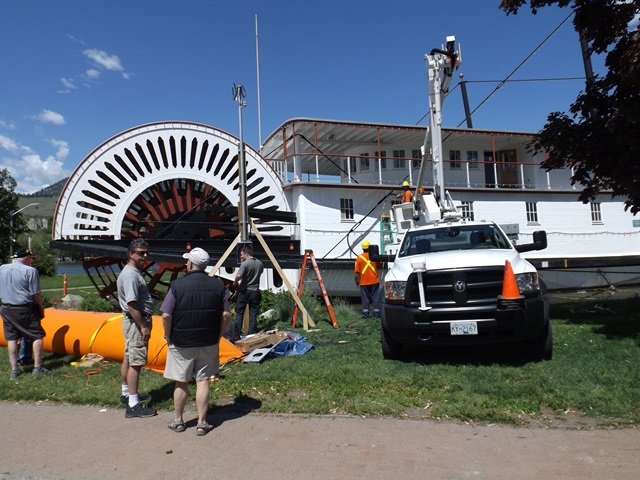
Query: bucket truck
372 36 552 361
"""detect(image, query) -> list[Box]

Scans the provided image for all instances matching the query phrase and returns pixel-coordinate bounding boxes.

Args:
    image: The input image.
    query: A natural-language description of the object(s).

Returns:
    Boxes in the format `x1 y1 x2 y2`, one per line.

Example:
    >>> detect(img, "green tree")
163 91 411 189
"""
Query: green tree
0 168 24 262
16 226 59 276
32 254 57 277
500 0 640 214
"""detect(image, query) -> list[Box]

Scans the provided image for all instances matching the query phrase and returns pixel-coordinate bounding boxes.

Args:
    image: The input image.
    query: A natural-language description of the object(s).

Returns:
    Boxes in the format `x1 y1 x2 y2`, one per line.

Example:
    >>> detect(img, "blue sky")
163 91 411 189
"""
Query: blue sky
1 0 600 193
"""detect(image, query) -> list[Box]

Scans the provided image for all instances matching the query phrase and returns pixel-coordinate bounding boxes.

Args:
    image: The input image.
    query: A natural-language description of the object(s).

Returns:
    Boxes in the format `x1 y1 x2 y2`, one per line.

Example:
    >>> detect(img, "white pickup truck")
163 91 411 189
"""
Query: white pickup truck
372 217 552 361
370 35 552 361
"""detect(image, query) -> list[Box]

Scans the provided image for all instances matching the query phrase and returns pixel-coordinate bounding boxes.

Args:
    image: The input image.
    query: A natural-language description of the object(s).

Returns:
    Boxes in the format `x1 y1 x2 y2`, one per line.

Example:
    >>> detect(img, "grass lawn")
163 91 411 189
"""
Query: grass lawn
1 289 639 427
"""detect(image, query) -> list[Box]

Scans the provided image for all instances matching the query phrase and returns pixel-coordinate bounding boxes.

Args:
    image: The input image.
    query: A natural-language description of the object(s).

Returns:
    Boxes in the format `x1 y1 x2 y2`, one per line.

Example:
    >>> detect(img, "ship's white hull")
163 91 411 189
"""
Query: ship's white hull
260 118 639 297
261 257 640 298
538 265 640 291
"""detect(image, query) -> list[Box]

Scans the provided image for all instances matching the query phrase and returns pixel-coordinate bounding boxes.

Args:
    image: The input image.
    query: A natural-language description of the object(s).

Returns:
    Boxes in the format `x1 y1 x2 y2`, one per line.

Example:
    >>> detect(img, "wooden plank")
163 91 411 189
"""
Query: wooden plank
250 220 316 330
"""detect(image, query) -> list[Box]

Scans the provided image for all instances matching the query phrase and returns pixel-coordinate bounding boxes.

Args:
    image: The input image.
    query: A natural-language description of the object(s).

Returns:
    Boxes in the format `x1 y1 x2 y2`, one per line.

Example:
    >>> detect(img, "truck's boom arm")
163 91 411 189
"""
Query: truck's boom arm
418 35 461 216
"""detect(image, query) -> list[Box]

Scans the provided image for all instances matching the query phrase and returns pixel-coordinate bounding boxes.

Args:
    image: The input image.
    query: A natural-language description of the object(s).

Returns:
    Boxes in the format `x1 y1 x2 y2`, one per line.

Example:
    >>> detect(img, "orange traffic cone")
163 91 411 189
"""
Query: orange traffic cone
500 260 522 300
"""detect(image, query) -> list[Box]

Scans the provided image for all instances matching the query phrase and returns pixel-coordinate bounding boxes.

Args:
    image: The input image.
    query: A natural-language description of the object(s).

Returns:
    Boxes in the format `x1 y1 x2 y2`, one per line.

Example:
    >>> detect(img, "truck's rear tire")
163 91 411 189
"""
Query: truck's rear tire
381 325 403 360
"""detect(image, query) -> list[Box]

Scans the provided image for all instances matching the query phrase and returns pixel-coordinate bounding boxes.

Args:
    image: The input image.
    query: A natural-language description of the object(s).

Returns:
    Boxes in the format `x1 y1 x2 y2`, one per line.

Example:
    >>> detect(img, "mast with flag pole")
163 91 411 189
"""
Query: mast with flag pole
255 14 263 152
233 83 249 242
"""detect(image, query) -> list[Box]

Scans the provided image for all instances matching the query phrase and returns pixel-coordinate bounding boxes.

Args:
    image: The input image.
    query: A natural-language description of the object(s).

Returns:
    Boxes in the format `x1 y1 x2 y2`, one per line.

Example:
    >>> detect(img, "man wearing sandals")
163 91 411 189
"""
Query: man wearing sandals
161 247 228 435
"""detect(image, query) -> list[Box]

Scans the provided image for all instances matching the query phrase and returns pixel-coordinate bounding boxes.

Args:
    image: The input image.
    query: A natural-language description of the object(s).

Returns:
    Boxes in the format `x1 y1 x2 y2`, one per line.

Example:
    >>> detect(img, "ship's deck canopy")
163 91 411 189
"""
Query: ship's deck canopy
260 117 539 183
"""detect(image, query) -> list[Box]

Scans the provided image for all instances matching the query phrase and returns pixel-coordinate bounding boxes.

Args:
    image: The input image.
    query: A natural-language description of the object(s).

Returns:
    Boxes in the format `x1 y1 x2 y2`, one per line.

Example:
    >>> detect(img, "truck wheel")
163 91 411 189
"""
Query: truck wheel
528 322 553 361
381 326 403 360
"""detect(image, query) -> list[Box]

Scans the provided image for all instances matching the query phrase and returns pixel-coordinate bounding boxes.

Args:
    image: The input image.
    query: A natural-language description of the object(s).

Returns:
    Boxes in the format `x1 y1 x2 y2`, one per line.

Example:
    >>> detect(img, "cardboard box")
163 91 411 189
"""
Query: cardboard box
235 330 288 353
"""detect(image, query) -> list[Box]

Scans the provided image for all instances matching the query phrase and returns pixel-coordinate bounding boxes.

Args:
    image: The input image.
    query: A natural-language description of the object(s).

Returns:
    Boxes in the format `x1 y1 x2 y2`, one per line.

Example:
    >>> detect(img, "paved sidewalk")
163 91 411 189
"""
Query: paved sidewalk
0 401 638 480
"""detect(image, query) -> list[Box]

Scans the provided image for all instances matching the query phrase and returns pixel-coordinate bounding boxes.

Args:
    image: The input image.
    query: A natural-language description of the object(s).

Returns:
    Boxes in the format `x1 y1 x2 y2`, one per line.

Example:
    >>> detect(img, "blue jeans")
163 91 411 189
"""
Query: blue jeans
234 290 262 338
18 337 33 365
359 284 380 317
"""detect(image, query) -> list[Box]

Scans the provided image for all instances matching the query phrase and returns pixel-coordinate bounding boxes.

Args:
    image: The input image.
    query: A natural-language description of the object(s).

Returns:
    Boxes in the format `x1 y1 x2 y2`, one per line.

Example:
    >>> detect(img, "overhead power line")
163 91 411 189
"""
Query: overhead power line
452 10 575 128
463 76 585 84
415 9 576 127
414 74 584 125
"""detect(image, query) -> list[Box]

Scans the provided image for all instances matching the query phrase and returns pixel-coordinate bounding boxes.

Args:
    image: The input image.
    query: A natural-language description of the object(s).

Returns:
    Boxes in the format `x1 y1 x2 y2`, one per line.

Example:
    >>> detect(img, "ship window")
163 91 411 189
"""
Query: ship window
412 149 421 169
347 157 358 173
360 153 370 171
467 150 479 169
449 150 461 169
272 269 283 288
376 151 387 169
393 150 405 169
526 202 539 224
340 198 354 221
460 201 474 221
590 202 602 223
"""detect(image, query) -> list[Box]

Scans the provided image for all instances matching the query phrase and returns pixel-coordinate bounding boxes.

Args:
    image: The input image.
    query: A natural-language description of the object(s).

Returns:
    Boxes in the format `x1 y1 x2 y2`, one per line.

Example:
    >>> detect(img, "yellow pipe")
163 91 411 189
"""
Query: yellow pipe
0 308 242 371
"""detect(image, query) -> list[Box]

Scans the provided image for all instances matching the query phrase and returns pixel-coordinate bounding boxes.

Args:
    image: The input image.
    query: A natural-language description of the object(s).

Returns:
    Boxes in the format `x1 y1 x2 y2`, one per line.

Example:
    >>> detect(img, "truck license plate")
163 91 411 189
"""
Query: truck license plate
450 321 478 335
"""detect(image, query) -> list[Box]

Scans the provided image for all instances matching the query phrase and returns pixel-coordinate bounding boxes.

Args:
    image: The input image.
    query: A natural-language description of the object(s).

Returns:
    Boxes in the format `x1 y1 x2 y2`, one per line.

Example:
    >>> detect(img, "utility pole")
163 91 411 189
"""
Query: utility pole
578 30 595 90
233 84 249 243
578 29 597 120
459 75 473 128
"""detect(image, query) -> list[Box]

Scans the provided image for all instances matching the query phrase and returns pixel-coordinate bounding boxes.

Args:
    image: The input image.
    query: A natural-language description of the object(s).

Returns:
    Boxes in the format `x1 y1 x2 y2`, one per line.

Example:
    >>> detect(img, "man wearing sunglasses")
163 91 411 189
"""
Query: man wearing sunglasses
117 239 156 418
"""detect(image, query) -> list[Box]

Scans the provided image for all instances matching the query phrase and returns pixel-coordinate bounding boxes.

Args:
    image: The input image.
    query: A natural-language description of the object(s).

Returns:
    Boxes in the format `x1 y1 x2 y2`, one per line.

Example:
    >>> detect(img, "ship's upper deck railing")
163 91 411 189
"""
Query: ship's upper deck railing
265 151 577 191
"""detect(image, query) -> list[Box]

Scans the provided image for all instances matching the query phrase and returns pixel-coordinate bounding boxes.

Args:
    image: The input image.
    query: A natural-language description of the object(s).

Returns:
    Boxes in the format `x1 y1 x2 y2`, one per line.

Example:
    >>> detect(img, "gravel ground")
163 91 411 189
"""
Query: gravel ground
0 401 638 480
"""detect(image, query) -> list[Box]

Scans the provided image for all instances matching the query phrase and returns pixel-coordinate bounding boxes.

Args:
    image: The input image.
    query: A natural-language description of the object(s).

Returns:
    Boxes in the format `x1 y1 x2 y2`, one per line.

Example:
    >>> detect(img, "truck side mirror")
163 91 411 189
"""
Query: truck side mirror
532 230 547 250
515 230 547 253
367 244 394 263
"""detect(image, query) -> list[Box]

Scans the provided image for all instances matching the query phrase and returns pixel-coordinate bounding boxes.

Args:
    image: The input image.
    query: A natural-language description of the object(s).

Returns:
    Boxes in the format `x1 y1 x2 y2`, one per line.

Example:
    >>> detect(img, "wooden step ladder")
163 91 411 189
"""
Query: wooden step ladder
292 250 339 329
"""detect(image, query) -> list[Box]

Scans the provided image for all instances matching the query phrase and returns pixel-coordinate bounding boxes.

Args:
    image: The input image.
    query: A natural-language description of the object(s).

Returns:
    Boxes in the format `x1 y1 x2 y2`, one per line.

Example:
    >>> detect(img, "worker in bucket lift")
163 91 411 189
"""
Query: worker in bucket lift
398 181 413 203
354 240 381 319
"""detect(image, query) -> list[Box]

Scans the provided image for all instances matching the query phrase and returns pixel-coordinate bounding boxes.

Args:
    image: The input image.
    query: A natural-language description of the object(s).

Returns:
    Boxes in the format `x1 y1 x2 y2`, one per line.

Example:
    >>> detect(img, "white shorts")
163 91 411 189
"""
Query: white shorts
163 343 219 382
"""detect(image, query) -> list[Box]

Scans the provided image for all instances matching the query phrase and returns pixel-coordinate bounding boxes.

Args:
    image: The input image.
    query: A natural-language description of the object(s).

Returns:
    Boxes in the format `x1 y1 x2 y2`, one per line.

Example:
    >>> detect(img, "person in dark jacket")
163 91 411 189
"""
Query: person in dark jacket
161 247 229 436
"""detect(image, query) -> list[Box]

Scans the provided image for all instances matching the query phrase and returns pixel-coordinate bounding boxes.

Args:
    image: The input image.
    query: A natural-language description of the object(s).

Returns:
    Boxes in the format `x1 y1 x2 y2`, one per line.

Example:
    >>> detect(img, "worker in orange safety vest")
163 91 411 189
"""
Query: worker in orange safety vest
354 239 381 318
399 180 413 203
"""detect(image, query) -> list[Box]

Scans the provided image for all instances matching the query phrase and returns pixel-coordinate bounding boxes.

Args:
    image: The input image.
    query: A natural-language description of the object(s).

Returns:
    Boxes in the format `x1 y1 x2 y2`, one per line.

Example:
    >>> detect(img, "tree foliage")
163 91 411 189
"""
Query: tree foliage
17 227 60 276
500 0 640 214
0 168 23 262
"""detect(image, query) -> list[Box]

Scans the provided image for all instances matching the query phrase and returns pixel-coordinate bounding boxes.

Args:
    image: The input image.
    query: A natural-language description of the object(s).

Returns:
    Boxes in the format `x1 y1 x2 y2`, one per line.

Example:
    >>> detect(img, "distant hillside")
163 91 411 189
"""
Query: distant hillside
16 196 57 218
16 178 68 218
21 177 68 198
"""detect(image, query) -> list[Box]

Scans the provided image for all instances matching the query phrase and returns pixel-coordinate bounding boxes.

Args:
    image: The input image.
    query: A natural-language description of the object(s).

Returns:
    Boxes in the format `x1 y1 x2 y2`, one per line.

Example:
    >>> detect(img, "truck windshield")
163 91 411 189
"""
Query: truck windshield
398 224 511 257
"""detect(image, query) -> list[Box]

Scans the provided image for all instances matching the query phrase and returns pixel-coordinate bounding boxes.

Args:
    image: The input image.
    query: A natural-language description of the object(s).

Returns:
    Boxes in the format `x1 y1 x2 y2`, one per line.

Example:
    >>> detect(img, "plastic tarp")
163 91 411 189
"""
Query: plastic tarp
269 331 314 357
